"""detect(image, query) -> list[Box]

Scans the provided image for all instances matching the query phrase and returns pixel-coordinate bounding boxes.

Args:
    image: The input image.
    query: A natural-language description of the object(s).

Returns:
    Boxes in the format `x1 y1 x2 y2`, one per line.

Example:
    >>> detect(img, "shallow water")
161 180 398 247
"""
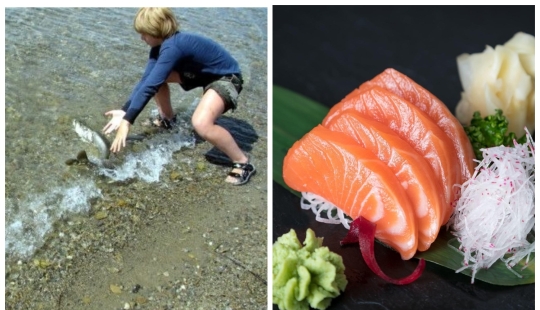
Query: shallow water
4 7 267 259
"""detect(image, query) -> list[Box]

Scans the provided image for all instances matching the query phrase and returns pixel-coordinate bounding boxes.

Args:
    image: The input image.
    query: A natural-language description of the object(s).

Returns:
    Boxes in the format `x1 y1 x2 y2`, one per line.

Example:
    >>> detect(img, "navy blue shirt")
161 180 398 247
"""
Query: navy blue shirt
122 31 241 123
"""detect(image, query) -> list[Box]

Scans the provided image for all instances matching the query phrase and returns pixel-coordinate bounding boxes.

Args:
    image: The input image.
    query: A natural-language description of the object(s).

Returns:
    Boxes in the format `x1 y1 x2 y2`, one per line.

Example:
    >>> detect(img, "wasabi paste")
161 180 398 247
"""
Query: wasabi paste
273 228 347 310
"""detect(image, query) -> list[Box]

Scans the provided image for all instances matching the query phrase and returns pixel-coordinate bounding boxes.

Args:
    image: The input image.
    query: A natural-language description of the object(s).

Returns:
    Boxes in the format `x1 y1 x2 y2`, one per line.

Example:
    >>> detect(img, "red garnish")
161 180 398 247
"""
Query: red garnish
341 216 425 285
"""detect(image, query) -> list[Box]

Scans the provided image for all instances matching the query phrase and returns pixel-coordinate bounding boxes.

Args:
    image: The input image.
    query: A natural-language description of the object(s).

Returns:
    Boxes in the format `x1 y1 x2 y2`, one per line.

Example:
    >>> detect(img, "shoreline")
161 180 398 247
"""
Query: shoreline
5 126 268 309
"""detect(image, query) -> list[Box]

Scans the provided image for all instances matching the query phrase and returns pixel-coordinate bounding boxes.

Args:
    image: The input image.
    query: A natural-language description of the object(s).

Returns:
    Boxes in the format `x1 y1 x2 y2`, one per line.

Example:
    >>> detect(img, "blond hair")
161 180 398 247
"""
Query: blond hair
134 8 179 39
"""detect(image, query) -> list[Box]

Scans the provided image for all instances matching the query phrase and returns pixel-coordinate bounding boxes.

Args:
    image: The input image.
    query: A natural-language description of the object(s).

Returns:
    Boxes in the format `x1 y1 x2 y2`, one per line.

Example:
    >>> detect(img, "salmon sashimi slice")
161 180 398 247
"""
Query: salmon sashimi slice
322 86 460 224
325 111 445 251
359 68 475 183
283 125 418 260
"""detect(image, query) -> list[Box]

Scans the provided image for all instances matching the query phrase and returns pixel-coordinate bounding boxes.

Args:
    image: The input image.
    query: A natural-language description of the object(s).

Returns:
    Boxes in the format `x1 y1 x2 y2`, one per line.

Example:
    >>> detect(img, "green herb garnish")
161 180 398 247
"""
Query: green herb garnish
464 109 527 160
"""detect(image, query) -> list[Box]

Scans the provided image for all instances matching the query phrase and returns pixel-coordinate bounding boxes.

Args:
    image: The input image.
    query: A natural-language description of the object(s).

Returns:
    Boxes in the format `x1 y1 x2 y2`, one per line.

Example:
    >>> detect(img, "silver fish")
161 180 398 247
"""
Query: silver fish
72 119 111 159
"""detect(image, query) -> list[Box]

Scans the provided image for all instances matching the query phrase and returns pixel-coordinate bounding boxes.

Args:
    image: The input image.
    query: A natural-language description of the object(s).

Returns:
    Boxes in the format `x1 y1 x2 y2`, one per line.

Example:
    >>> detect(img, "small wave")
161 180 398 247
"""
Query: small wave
5 181 102 259
98 131 195 183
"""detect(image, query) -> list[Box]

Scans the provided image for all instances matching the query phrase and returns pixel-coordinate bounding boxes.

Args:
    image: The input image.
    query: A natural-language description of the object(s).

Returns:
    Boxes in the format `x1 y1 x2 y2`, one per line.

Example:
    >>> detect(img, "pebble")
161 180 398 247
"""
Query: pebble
131 284 142 293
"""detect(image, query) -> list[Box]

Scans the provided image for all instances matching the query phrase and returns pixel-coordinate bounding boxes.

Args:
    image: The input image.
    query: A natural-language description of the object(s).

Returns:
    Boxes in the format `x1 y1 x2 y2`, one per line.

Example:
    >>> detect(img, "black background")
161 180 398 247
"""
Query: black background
273 5 534 310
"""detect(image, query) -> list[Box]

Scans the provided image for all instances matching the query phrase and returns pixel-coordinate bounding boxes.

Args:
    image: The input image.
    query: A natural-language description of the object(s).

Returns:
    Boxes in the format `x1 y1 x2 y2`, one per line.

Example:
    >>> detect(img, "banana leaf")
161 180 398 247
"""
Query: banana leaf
273 85 535 286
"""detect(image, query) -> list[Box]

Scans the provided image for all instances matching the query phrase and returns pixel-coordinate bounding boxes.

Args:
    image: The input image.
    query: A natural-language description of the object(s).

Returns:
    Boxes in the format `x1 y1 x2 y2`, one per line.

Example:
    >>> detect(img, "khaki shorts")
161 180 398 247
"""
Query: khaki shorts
203 74 243 113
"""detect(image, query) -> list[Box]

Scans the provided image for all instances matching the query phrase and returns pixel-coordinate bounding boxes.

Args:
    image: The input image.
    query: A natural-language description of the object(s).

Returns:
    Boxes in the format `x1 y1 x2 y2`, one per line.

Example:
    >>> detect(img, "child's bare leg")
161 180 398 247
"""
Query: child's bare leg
154 84 175 120
191 89 249 182
154 71 181 120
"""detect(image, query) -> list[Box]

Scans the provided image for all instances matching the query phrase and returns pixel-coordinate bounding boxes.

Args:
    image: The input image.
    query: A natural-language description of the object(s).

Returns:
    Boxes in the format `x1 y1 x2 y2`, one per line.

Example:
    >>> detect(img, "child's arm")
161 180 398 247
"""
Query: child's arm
121 46 160 113
123 45 181 124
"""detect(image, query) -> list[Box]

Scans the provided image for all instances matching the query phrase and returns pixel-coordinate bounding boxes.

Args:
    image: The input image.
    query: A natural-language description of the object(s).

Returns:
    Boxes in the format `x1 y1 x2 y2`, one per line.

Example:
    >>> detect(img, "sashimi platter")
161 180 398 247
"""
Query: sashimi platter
273 24 534 310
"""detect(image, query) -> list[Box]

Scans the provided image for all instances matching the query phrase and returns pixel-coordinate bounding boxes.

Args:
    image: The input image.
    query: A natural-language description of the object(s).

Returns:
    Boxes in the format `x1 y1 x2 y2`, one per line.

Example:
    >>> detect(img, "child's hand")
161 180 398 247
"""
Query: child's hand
103 110 127 135
110 120 131 153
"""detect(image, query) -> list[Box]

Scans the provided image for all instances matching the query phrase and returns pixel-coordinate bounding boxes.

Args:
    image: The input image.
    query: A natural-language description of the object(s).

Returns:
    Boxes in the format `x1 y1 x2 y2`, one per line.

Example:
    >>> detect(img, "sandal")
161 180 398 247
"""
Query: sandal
227 162 256 185
143 115 177 129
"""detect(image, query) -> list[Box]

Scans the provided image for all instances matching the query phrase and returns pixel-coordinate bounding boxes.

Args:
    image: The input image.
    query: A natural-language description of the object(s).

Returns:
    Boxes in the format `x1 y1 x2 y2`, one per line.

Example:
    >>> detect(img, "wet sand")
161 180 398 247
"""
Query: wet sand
5 131 268 309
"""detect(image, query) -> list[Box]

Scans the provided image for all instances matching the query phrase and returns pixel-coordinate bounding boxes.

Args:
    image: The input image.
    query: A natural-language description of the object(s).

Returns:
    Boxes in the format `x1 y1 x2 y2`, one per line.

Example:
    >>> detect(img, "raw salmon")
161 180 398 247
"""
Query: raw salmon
359 68 475 182
283 125 418 260
322 86 460 223
325 111 445 251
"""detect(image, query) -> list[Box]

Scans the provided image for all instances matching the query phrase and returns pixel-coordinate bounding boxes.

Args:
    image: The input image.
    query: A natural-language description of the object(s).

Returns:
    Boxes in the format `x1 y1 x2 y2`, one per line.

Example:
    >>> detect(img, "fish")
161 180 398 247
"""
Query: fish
72 119 111 159
325 111 445 251
65 150 92 166
358 68 475 182
283 124 418 260
322 86 460 223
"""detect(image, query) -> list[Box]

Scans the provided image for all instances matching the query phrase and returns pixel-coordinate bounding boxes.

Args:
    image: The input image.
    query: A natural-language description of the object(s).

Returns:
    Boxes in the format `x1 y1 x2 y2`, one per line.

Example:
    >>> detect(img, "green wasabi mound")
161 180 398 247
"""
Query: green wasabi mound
273 228 348 310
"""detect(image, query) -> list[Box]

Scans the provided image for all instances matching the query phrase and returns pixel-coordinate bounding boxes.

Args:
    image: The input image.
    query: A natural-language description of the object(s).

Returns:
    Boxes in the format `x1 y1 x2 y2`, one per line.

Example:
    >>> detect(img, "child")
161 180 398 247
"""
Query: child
102 8 256 185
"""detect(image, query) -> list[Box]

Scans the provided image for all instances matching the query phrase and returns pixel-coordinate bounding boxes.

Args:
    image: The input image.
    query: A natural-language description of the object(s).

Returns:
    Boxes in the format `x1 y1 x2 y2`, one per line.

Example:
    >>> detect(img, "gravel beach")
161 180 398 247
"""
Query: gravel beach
5 7 268 310
5 121 268 310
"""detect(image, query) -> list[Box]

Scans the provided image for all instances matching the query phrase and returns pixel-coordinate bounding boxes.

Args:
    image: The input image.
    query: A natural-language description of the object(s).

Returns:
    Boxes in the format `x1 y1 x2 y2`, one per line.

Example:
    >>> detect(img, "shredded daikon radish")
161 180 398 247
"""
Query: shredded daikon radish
448 128 535 283
301 192 352 229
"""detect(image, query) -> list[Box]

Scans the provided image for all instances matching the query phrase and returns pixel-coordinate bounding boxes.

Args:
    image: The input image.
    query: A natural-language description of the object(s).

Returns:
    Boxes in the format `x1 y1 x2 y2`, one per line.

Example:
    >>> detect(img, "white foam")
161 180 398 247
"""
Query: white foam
5 180 102 258
98 132 195 183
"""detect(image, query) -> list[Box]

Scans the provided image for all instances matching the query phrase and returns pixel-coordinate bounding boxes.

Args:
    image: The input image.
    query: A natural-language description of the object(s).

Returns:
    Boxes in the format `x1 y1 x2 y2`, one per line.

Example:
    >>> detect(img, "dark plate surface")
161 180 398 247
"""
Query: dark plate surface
273 5 534 310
